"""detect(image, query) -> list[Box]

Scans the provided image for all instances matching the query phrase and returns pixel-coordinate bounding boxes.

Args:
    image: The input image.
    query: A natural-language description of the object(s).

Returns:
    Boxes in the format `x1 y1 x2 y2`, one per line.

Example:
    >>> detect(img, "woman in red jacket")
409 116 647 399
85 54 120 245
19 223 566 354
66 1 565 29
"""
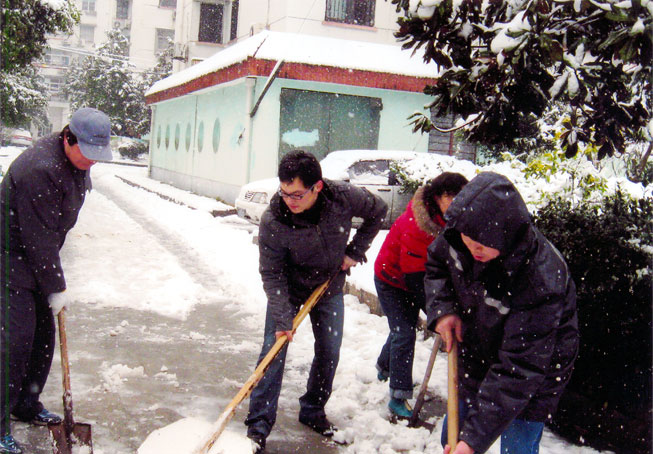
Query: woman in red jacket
374 172 468 419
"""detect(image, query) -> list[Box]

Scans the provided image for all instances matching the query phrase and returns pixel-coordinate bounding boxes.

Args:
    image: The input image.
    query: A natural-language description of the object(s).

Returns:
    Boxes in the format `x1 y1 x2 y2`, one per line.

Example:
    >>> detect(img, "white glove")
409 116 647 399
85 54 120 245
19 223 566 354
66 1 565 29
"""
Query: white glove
48 291 69 316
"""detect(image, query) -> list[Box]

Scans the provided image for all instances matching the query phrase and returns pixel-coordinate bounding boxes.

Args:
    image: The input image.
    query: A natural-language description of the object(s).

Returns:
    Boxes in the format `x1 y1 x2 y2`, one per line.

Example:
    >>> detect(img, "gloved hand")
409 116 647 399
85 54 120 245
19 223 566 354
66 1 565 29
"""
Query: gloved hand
48 291 69 316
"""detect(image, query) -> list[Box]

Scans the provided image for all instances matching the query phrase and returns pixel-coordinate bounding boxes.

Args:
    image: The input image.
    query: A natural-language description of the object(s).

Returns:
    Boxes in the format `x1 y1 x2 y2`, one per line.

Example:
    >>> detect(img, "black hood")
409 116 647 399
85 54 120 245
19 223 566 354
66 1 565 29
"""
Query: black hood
443 172 532 257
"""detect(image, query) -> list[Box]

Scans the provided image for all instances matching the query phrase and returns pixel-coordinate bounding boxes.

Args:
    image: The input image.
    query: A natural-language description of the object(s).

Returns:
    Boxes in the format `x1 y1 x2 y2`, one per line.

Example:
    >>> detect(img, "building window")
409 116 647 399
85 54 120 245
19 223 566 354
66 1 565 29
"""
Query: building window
174 123 180 150
116 0 130 19
159 0 176 7
212 118 220 153
198 1 238 44
44 49 70 66
80 24 95 43
197 121 204 152
156 28 175 53
325 0 375 27
185 124 191 151
82 0 96 14
46 76 64 93
199 3 223 44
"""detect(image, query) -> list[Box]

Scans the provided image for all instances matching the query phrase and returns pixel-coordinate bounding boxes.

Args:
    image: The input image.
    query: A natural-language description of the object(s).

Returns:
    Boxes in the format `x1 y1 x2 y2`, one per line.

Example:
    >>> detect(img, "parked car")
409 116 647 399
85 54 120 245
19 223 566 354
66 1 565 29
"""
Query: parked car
7 128 33 147
235 149 424 229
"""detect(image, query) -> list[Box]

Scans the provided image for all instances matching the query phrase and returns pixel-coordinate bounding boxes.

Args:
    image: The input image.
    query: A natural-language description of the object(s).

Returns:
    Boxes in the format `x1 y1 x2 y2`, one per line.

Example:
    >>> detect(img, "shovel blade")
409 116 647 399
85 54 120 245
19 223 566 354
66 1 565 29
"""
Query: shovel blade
48 422 93 454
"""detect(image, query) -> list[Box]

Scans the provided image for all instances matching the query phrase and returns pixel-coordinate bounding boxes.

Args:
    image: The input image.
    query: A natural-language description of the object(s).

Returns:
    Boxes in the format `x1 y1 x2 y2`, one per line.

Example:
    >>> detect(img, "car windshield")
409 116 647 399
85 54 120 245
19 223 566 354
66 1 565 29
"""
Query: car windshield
347 160 390 185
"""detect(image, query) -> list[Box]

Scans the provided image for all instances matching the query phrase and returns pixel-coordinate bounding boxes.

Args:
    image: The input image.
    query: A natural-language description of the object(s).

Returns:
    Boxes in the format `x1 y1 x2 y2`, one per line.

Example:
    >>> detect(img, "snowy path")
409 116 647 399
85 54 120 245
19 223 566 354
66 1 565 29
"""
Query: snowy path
93 173 229 291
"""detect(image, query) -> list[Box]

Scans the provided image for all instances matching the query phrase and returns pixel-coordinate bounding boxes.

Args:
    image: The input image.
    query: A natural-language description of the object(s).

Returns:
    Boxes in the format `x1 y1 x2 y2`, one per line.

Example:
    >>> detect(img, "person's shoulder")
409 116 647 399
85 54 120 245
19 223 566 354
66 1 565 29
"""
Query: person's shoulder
322 178 349 194
522 234 570 297
323 179 371 202
8 137 58 176
260 203 289 232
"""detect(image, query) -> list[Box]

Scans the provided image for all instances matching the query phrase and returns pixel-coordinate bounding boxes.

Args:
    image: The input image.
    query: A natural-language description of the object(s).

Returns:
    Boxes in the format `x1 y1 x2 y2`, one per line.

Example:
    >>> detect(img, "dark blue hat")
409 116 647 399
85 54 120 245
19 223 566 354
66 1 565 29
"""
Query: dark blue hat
69 107 113 161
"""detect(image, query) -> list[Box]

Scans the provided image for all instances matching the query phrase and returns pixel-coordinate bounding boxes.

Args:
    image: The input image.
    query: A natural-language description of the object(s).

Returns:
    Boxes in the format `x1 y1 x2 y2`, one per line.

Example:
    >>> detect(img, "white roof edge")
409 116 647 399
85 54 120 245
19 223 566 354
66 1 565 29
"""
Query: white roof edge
146 30 440 98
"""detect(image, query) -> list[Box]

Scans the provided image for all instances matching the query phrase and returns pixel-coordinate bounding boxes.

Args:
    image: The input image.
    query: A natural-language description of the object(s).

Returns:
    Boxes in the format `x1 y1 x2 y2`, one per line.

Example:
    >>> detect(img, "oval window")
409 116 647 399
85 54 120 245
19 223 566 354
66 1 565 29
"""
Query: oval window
156 125 161 148
185 123 191 152
164 124 170 149
174 123 180 150
197 121 204 153
212 118 220 153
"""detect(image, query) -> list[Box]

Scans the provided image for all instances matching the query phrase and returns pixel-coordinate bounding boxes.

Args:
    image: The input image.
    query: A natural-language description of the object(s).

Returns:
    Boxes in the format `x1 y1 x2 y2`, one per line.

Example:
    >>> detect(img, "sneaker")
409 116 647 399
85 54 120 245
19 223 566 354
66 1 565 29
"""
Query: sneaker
0 434 23 454
299 414 337 437
377 370 389 382
29 409 62 426
388 398 412 420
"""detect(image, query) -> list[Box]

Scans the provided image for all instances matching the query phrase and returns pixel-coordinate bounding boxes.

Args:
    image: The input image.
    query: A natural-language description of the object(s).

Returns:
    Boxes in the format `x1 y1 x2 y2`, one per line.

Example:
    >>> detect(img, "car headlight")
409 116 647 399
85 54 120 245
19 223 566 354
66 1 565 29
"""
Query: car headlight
251 192 268 204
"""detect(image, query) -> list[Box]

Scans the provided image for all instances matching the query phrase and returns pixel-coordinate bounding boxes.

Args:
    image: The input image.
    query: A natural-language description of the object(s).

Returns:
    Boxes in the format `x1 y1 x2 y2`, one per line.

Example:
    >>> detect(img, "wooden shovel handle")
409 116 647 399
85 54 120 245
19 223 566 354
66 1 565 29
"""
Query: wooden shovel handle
447 340 459 448
409 334 442 427
196 276 334 454
57 309 76 434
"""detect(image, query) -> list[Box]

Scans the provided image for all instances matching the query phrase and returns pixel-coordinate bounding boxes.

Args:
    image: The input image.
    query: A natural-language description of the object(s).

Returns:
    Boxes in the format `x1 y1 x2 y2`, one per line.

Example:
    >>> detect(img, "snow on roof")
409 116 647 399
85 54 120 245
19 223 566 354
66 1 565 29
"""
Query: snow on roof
146 30 440 97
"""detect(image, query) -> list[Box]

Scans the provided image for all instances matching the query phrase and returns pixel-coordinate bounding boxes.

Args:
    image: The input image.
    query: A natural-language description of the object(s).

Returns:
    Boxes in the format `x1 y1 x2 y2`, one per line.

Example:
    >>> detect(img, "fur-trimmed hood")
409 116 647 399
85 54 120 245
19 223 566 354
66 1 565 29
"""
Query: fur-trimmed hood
411 185 443 238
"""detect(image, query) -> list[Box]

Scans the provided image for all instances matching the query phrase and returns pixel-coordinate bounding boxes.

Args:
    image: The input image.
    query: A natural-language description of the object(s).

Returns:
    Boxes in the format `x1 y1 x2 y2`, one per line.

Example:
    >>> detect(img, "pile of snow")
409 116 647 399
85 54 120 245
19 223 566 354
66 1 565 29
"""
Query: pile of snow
97 362 146 393
137 418 251 454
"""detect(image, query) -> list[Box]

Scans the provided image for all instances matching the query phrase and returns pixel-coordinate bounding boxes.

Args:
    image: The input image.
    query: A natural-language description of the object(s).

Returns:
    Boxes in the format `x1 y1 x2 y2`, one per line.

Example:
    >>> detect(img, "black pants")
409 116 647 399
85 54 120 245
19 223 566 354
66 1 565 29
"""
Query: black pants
0 287 55 435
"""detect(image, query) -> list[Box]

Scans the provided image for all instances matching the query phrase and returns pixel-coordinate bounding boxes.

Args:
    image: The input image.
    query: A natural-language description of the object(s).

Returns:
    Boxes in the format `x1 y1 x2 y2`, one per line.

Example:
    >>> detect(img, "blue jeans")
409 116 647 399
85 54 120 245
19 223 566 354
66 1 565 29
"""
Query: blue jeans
375 276 423 400
245 292 344 438
441 402 544 454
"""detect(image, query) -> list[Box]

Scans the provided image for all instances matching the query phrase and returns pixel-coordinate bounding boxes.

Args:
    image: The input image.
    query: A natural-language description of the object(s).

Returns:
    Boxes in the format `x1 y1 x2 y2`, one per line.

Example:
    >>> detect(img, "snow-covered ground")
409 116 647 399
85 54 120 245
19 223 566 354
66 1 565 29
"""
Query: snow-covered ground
0 145 624 454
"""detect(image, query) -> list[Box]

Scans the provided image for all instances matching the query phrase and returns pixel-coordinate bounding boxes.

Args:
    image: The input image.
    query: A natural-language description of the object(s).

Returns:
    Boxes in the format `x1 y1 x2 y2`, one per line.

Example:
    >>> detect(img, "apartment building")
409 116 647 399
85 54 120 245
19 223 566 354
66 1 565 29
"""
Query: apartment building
171 0 404 72
39 0 176 134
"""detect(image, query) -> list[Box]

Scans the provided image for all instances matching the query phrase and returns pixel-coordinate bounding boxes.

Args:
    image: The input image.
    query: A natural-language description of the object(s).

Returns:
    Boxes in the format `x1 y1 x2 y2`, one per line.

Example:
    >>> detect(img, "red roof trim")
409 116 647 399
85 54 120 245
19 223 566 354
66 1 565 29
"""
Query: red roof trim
145 57 437 105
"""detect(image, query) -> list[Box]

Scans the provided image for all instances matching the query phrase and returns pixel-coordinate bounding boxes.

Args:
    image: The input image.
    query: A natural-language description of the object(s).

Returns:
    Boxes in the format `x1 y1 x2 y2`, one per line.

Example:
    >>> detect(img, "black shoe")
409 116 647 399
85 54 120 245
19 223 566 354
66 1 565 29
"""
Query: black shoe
247 432 266 454
29 409 62 426
298 414 337 437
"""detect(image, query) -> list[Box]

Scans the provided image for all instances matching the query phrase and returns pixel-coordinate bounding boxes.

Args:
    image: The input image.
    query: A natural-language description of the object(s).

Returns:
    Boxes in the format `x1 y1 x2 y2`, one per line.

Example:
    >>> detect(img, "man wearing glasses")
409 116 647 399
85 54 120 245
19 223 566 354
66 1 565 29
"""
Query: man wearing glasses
245 150 387 453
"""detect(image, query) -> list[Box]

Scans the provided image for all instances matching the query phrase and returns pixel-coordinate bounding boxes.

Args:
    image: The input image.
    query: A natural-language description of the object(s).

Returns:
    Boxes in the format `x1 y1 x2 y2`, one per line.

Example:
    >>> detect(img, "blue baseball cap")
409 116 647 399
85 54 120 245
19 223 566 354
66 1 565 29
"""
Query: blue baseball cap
69 107 113 161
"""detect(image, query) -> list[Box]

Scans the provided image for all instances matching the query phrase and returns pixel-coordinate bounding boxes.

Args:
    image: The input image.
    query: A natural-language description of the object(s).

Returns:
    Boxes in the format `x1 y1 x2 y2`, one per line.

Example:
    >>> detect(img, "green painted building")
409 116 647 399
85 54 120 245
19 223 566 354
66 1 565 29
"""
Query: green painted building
145 31 440 204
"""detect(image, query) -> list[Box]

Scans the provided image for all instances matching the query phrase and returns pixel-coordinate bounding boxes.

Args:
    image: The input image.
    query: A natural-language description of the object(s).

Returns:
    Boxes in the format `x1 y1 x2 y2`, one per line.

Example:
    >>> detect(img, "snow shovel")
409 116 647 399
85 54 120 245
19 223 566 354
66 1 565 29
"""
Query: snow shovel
447 340 459 448
47 309 93 454
408 334 442 428
195 276 334 454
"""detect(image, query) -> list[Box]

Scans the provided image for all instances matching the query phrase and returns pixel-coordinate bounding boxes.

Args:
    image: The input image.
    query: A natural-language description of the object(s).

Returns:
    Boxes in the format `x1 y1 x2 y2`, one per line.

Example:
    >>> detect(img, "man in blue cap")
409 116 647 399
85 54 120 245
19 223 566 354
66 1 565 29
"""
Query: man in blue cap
0 107 112 454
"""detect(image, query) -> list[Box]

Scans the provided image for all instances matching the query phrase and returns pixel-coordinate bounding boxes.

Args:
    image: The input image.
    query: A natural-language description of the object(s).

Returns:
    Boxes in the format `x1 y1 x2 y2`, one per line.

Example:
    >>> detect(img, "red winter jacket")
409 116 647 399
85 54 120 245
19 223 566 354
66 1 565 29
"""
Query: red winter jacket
374 186 445 290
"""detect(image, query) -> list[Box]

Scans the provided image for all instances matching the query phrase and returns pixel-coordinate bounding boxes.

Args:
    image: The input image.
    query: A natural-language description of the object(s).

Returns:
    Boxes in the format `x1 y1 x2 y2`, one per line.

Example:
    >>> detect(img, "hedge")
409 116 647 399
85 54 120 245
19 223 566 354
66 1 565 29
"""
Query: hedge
534 193 652 453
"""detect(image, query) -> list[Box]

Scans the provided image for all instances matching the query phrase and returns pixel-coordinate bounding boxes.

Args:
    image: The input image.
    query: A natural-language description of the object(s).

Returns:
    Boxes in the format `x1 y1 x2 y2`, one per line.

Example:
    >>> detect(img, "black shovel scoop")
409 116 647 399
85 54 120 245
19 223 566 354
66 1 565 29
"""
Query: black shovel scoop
47 309 93 454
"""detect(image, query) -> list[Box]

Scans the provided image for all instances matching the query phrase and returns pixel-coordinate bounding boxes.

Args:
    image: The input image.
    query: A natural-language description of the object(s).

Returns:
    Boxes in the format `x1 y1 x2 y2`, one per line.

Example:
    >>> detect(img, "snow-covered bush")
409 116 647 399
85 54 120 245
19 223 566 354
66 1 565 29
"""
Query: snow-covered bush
116 138 148 161
535 193 652 453
392 151 650 209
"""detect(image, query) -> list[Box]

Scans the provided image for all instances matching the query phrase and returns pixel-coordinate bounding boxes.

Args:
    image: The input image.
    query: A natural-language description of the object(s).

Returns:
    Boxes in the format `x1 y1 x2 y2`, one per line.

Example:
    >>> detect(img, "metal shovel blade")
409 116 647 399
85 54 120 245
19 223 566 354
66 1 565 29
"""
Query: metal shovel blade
48 421 93 454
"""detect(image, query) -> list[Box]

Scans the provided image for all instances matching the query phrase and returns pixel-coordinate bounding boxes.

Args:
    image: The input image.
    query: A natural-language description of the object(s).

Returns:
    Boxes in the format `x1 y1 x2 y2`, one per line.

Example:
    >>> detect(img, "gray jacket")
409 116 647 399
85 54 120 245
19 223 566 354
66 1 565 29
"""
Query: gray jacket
425 172 578 453
0 134 91 295
259 179 387 331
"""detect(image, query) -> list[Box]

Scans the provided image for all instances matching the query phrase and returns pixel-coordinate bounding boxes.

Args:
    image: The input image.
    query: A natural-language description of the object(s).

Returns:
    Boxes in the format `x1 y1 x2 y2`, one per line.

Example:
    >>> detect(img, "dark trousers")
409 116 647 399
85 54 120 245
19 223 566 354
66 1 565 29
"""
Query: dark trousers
245 292 344 439
375 275 424 399
441 401 544 453
1 287 55 435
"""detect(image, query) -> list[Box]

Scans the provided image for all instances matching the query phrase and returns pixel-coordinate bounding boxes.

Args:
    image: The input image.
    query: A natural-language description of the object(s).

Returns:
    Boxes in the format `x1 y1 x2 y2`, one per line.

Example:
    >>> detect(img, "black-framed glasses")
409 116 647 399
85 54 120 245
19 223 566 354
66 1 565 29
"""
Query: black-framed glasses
278 183 316 200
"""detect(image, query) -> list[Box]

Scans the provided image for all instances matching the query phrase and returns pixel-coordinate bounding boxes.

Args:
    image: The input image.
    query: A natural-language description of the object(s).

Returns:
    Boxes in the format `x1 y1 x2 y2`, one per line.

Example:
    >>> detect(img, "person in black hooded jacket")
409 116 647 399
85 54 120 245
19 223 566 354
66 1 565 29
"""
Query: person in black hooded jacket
424 172 579 454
